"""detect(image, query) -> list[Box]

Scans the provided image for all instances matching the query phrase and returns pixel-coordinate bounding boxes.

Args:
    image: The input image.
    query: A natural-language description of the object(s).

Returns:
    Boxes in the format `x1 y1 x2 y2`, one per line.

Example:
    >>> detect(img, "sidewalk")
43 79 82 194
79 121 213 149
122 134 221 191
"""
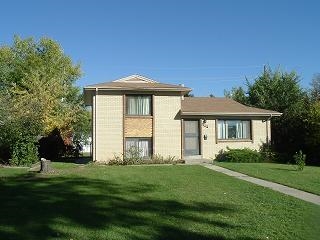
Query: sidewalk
203 164 320 206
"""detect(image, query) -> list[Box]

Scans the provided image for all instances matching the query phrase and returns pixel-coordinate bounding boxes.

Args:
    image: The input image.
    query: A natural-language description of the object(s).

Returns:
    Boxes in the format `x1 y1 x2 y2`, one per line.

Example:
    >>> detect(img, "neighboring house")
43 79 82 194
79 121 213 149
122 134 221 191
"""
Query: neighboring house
81 137 92 154
84 75 281 162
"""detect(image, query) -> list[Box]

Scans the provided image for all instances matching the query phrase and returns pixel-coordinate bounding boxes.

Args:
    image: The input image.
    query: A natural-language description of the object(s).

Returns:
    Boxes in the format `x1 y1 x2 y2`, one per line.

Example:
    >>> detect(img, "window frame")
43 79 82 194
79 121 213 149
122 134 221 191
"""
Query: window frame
125 95 153 116
216 119 252 141
125 137 153 158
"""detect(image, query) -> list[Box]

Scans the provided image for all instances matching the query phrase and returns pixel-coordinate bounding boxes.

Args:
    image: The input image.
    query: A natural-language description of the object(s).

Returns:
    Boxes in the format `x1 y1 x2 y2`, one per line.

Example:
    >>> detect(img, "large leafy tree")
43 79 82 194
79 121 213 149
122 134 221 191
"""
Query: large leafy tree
224 86 248 105
247 68 304 113
304 102 320 163
0 36 89 165
225 67 304 112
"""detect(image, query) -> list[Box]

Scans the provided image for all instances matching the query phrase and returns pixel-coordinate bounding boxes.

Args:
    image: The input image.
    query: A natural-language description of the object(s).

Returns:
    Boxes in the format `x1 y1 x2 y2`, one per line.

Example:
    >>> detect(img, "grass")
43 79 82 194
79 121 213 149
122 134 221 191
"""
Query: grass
0 163 319 240
215 162 320 195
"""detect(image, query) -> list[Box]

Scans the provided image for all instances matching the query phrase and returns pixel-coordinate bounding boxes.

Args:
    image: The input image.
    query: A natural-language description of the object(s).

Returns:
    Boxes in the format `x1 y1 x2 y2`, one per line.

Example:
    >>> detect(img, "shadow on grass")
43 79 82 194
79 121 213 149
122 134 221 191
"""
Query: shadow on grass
53 156 92 164
0 172 259 240
271 167 297 172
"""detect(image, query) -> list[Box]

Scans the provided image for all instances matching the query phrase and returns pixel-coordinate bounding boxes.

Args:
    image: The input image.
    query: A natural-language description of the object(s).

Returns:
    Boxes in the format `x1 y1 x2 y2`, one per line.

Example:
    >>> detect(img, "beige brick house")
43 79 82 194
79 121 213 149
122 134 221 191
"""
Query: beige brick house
84 74 281 162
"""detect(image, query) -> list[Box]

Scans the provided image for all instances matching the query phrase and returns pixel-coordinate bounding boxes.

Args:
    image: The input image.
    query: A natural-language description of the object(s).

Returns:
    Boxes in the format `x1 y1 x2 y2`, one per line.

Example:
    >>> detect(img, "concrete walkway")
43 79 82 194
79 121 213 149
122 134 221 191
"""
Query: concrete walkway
203 164 320 206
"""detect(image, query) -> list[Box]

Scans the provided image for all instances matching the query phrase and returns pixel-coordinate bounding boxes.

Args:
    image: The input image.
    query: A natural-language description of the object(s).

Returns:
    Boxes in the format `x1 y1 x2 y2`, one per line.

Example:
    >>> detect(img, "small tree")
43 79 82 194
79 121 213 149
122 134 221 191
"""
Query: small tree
293 150 306 171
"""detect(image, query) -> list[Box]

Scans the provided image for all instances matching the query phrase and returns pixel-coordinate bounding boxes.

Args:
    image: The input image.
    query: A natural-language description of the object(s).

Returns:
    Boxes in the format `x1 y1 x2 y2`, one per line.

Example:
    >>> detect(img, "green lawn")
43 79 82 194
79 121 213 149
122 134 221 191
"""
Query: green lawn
0 163 319 240
215 162 320 195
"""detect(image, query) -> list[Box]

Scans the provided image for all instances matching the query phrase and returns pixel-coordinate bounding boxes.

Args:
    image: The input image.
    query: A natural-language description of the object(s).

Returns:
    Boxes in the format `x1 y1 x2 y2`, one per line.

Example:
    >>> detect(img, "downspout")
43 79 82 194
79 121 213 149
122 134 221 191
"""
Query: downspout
94 88 98 161
266 114 273 145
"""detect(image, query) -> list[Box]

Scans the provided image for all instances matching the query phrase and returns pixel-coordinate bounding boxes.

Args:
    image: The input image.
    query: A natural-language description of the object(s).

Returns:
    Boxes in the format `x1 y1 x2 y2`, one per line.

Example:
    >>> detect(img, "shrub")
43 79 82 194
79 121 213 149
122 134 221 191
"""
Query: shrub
259 143 277 162
38 128 65 160
0 145 10 165
10 139 39 166
108 154 123 165
215 148 263 163
149 154 178 164
123 146 143 165
107 152 184 166
293 150 306 171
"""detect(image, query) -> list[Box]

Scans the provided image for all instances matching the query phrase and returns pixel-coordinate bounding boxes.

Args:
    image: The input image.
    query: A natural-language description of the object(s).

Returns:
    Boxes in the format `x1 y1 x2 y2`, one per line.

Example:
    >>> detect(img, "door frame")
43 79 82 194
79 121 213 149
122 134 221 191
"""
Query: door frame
182 119 201 157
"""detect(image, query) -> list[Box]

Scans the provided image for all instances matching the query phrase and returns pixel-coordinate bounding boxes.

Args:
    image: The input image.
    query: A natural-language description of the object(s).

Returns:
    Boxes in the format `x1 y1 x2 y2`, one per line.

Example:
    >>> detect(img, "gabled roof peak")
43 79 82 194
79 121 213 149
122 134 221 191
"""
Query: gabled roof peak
112 74 159 83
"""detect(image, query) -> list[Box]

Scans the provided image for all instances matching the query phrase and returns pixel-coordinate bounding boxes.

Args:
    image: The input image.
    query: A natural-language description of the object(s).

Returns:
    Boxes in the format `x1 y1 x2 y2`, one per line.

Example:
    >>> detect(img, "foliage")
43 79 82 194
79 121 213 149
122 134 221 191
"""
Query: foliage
225 66 320 165
215 148 263 163
108 151 182 165
124 146 143 165
293 150 306 171
0 98 42 164
0 36 88 164
224 86 249 105
259 143 277 162
151 154 177 164
72 106 91 145
38 128 65 160
310 73 320 102
0 36 82 136
247 67 303 113
225 67 304 112
303 102 320 164
108 154 124 166
184 92 194 97
10 139 38 166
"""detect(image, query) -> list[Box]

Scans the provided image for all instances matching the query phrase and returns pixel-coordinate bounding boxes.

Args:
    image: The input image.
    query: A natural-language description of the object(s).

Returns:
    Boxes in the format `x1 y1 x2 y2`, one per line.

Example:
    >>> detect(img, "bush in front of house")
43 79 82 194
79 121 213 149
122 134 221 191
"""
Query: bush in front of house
123 146 143 165
108 154 124 166
149 154 184 164
215 148 263 163
107 151 184 166
259 143 277 162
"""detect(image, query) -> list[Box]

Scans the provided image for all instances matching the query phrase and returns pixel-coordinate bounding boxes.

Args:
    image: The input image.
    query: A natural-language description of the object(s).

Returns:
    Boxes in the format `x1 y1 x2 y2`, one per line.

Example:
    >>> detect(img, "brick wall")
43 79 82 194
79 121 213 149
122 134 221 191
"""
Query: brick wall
154 95 182 159
201 119 269 159
93 93 123 162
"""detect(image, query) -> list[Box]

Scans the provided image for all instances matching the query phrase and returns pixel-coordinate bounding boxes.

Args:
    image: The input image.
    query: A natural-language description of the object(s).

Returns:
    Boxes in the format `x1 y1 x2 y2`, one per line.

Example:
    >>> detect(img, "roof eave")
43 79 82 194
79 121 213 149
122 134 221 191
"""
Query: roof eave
84 87 191 93
181 112 282 117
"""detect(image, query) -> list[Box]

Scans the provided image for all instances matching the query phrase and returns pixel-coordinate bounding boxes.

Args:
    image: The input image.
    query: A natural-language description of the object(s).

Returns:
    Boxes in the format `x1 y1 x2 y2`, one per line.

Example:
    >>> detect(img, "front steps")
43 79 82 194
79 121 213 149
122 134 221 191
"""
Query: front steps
183 157 212 165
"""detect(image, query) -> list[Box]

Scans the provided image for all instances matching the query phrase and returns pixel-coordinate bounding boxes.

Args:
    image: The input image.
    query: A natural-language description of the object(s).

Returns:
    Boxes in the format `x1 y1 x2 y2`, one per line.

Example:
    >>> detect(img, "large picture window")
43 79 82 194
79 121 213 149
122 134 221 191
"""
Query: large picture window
217 120 251 140
125 138 152 158
126 95 152 116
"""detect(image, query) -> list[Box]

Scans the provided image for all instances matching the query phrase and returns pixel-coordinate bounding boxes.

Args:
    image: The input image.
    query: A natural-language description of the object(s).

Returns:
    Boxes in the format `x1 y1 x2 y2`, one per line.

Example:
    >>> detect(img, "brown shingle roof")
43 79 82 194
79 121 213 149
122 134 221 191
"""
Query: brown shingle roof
84 75 191 92
181 97 282 116
85 81 191 92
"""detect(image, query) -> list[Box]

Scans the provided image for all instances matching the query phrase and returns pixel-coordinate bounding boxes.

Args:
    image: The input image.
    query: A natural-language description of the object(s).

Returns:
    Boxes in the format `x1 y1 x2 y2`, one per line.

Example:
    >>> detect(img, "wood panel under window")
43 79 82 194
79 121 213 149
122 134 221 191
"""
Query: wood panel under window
125 117 153 137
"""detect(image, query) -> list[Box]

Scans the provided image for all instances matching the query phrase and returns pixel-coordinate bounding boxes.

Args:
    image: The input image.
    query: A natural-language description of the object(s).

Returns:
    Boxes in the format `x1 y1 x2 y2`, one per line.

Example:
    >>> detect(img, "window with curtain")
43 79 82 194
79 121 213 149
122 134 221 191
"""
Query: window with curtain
217 120 251 140
126 95 152 115
125 138 152 158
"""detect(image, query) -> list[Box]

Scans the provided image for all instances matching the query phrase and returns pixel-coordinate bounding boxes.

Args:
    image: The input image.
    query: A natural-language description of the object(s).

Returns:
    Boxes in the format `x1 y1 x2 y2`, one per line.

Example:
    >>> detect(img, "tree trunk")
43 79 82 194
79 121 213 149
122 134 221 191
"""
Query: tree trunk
40 158 51 173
